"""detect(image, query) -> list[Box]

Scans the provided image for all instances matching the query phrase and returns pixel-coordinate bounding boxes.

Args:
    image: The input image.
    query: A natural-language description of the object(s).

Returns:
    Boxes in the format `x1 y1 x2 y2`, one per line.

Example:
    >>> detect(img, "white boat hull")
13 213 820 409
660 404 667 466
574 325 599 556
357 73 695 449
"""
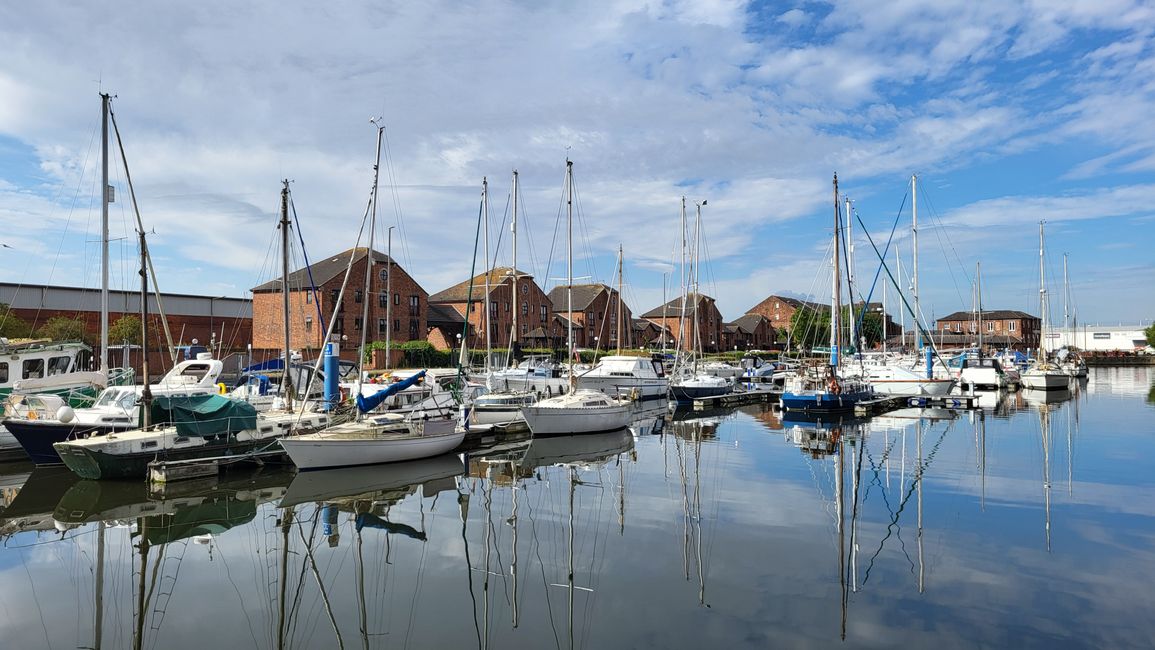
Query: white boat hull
522 390 633 436
866 377 956 396
281 418 463 470
1021 370 1069 391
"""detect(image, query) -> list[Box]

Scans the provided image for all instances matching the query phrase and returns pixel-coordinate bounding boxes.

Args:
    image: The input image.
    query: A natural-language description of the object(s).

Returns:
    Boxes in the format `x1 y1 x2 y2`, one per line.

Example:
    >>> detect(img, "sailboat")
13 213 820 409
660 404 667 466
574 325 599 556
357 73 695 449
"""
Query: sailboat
1021 222 1069 391
1059 254 1088 378
669 199 730 405
280 123 464 470
1 93 134 411
53 183 331 480
522 161 633 436
780 174 874 413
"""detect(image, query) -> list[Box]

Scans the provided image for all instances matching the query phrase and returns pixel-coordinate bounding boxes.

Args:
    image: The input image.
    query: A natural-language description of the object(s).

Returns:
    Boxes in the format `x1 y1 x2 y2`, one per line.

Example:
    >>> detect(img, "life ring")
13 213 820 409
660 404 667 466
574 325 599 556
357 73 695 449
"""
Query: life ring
217 382 228 395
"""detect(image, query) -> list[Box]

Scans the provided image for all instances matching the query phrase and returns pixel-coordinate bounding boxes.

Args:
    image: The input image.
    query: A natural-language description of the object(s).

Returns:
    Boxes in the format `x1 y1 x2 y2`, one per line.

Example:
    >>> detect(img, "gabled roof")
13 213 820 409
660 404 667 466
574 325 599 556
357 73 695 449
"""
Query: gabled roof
426 303 465 326
428 267 537 303
640 292 715 319
748 294 827 314
730 313 769 333
937 310 1038 323
547 284 612 313
252 247 400 293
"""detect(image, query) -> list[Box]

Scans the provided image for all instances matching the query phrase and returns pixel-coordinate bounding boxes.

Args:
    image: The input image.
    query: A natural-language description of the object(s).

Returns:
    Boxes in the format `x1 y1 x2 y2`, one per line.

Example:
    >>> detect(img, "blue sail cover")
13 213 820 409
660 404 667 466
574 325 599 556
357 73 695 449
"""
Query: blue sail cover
356 370 427 413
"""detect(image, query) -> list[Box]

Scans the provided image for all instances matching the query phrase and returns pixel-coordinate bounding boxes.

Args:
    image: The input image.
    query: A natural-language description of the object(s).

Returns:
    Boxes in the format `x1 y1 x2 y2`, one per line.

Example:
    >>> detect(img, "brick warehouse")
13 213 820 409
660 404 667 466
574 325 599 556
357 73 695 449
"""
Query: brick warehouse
640 292 725 353
545 283 634 350
251 247 428 363
0 282 250 379
428 267 553 350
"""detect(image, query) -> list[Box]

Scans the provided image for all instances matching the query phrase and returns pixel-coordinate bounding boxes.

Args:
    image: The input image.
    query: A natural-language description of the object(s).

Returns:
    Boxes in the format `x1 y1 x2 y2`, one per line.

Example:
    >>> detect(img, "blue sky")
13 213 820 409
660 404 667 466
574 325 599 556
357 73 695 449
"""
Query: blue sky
0 0 1152 327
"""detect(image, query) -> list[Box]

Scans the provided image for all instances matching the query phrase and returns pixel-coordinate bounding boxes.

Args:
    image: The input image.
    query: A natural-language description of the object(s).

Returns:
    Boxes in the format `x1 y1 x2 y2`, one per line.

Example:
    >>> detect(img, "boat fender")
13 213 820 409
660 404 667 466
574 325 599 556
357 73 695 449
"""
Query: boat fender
218 382 228 395
827 377 841 395
56 406 76 423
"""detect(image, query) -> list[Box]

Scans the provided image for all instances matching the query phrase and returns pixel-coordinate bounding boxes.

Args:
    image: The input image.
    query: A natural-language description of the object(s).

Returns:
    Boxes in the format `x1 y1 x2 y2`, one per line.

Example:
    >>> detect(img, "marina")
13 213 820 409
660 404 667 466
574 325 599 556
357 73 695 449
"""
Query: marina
0 367 1152 648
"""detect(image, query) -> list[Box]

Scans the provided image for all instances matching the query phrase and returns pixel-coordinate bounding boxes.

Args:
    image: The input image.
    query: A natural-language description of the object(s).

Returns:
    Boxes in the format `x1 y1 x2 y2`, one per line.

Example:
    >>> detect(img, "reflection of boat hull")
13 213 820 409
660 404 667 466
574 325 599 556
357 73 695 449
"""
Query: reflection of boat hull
519 428 633 469
280 453 465 507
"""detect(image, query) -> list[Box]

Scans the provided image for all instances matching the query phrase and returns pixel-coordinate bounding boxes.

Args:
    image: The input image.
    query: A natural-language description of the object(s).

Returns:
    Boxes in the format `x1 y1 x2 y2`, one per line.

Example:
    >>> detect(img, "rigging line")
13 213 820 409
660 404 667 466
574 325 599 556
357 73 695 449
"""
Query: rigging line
918 185 971 310
288 191 328 336
215 537 263 649
380 126 414 273
525 477 564 650
851 193 908 348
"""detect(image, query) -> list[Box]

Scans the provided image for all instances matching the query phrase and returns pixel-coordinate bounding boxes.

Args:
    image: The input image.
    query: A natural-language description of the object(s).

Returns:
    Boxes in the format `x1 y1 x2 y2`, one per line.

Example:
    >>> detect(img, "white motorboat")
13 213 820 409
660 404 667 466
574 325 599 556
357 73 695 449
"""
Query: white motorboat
468 389 537 426
577 354 668 400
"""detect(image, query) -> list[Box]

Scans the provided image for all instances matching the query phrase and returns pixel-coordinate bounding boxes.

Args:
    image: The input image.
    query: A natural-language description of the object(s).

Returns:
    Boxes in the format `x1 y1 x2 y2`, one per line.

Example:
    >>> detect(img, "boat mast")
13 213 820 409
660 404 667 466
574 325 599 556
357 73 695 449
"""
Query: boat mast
566 161 575 391
100 93 111 373
357 123 384 410
280 180 294 411
845 195 855 354
616 244 623 355
911 174 921 352
482 177 491 373
660 273 668 350
1038 221 1047 361
693 200 704 363
678 197 688 355
139 230 152 427
977 262 984 356
831 173 841 369
1063 252 1070 345
385 226 393 370
511 170 519 365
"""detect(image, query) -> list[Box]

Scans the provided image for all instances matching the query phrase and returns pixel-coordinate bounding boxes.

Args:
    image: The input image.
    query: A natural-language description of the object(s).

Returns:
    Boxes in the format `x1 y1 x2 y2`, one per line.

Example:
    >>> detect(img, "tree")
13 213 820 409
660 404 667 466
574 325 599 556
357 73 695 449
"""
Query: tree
37 316 88 342
789 308 831 352
0 304 32 339
1146 322 1155 348
108 315 142 346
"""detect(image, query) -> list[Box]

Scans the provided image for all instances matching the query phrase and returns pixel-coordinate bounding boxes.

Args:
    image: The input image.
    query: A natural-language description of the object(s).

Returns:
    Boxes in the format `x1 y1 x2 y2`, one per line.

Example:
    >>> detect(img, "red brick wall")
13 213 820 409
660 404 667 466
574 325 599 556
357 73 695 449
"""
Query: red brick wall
437 276 554 350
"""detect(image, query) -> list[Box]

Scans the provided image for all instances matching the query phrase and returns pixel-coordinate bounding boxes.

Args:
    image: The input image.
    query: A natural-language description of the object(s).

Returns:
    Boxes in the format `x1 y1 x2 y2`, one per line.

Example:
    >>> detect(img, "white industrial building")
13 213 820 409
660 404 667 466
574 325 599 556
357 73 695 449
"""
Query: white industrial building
1043 324 1151 352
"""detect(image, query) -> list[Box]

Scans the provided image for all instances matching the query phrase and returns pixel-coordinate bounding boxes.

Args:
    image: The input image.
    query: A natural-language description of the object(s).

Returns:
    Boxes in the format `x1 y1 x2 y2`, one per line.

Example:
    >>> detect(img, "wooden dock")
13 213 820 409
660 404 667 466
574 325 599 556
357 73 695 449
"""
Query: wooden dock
148 449 287 484
853 395 909 416
904 394 981 409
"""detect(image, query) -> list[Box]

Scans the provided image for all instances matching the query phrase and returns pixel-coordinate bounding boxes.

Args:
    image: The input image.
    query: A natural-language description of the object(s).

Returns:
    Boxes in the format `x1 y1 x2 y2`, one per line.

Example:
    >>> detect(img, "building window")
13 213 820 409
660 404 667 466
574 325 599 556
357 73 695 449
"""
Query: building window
987 322 994 332
394 293 400 306
409 319 419 340
410 295 419 314
505 302 510 313
522 324 528 336
354 318 363 331
470 302 476 312
954 322 960 332
305 291 312 304
379 268 388 282
305 317 313 333
394 319 400 332
378 319 387 334
378 293 388 308
490 301 497 316
1008 321 1016 332
540 305 547 323
330 289 339 305
333 318 344 335
521 302 529 315
354 290 363 304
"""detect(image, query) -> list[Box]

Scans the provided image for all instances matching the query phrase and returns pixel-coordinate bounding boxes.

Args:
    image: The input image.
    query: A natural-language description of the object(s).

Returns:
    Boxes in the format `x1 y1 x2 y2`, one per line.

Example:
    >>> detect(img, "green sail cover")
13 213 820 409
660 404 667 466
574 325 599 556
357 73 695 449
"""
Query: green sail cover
147 394 258 437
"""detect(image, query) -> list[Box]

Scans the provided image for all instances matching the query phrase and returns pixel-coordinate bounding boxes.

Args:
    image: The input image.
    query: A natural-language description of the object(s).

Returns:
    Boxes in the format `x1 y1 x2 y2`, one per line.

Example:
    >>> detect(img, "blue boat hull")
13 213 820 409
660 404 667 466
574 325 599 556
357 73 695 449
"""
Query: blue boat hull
779 390 872 413
3 420 128 465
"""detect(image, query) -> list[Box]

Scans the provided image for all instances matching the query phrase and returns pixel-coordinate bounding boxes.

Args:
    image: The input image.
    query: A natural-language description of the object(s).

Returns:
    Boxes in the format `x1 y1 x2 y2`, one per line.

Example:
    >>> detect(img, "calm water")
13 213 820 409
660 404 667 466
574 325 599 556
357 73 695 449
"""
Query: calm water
1 367 1153 649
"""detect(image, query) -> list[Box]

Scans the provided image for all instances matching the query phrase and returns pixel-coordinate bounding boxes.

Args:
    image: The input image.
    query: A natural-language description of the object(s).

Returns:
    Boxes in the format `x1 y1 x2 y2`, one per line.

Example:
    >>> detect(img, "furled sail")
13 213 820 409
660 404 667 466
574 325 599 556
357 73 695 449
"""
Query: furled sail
355 369 427 413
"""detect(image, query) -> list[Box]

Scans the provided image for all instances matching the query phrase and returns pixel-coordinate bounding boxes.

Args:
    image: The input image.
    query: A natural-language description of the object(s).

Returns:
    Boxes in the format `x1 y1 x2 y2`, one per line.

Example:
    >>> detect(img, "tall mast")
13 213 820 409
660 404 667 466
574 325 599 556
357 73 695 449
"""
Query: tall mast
897 247 906 348
616 244 623 354
693 200 705 362
911 174 921 351
976 262 984 355
357 123 384 408
100 93 111 372
831 173 841 368
511 170 519 362
845 195 854 353
678 197 688 353
385 226 393 370
280 181 294 410
139 231 152 427
1063 252 1070 340
482 177 491 371
566 161 575 390
1038 221 1047 359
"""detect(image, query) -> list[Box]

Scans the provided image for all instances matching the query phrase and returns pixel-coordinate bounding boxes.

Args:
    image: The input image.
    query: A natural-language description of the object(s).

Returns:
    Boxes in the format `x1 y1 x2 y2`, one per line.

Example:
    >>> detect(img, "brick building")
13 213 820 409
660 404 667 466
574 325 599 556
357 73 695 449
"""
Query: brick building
0 282 250 378
251 247 428 361
428 267 553 350
640 293 725 353
721 313 775 351
745 294 826 337
632 319 671 349
546 284 633 350
934 309 1040 351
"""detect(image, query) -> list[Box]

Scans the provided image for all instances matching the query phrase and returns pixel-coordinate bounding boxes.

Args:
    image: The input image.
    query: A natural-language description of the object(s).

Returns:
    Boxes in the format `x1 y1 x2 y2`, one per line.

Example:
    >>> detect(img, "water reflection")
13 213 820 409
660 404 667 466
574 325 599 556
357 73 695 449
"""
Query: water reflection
0 367 1153 648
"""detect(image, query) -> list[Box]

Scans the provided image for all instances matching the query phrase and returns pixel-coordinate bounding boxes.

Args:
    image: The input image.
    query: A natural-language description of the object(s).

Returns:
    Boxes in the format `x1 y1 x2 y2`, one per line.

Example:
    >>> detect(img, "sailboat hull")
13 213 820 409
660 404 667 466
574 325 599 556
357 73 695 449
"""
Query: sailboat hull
779 389 874 413
281 419 464 470
4 421 130 465
522 403 632 436
1021 370 1069 390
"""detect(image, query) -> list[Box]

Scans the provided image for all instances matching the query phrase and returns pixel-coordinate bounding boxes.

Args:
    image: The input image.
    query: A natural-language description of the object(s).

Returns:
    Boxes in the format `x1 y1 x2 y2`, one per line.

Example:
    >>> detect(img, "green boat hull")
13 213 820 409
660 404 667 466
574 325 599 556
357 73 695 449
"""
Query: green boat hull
54 437 284 480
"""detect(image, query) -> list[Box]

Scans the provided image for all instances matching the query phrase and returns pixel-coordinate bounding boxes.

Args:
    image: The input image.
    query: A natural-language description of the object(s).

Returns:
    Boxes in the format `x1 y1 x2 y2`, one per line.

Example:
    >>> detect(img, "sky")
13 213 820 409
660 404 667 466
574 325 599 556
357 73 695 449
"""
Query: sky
1 0 1153 329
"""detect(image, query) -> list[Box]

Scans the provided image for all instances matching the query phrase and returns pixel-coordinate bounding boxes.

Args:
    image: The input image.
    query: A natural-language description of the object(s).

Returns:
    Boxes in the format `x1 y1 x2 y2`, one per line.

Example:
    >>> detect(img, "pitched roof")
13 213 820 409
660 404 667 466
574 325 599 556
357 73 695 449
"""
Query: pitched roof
640 292 715 319
428 267 536 303
546 284 612 313
426 303 465 325
748 294 826 314
252 247 400 293
730 313 769 333
937 310 1038 323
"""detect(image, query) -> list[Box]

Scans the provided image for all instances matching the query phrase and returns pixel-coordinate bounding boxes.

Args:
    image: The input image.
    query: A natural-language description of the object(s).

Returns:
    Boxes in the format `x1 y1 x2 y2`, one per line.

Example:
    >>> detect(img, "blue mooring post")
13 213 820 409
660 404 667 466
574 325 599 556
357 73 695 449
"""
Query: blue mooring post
925 347 933 379
324 341 339 411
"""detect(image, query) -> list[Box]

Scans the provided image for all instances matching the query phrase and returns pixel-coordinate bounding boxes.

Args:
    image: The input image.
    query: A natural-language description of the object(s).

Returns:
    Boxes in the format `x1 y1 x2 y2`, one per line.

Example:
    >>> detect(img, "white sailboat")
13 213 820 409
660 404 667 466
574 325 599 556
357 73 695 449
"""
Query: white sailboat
522 160 632 436
1021 222 1069 391
281 122 464 470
